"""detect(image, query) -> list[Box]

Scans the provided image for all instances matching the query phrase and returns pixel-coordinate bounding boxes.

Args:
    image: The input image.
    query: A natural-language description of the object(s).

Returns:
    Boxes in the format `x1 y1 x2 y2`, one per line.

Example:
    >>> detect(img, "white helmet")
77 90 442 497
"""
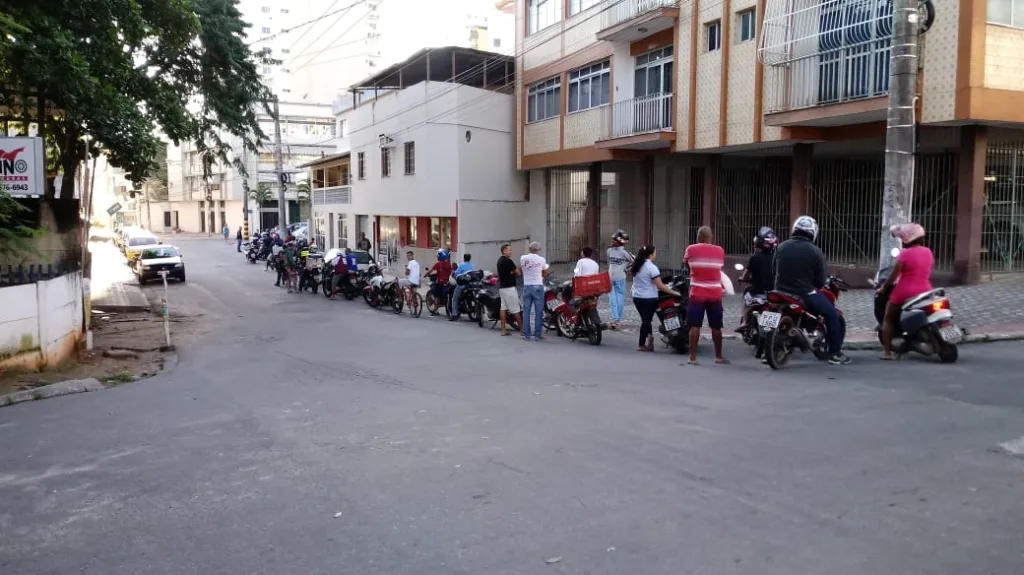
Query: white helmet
791 215 819 241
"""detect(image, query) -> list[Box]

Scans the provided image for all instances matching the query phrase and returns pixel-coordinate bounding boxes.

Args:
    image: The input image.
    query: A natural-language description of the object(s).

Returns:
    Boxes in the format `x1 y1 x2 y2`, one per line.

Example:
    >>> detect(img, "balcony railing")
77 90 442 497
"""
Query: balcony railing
760 0 893 113
601 0 678 31
313 186 351 206
602 93 674 140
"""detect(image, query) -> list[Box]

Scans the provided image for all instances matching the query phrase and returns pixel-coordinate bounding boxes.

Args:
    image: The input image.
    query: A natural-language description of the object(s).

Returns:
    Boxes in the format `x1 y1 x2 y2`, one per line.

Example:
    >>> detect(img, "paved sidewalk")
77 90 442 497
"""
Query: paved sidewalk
88 242 150 312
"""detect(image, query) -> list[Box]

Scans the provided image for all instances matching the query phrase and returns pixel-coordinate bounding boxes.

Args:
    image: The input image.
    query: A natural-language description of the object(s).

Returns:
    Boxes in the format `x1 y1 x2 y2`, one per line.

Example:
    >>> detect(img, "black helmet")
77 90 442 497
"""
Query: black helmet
611 230 629 245
755 227 778 251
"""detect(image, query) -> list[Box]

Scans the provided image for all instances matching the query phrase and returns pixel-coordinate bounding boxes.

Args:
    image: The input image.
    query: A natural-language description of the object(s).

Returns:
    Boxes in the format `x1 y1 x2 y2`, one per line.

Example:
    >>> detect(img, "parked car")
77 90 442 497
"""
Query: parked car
135 246 186 283
124 232 160 263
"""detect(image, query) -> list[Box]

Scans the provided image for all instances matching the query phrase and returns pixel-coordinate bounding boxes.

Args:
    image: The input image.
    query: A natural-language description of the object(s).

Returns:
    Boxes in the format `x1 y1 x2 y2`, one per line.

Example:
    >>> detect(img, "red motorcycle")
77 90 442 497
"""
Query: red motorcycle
551 279 604 346
759 275 849 369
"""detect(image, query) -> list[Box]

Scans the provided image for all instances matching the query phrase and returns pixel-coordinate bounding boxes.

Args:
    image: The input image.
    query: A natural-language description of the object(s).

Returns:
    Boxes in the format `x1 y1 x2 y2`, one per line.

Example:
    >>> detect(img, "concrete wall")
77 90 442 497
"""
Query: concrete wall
0 272 83 371
524 118 561 154
985 24 1024 91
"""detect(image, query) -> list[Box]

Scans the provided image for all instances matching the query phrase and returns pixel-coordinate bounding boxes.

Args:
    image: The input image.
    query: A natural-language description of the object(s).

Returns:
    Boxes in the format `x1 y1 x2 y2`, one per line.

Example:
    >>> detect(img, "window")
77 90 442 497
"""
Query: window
282 68 291 73
262 66 272 74
381 147 392 177
527 0 558 35
261 6 270 12
569 0 600 15
738 9 756 42
404 142 415 175
527 77 561 123
989 0 1024 27
429 218 453 248
568 60 610 113
281 48 290 54
338 119 347 138
706 21 722 52
408 217 417 246
281 8 289 13
261 26 271 34
357 152 365 179
493 38 501 48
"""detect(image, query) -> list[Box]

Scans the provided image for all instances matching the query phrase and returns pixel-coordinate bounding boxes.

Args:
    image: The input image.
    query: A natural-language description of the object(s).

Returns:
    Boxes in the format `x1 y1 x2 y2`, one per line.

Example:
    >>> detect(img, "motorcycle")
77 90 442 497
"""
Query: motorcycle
654 272 691 354
447 270 483 322
551 279 604 345
733 263 770 352
425 272 451 316
298 248 323 294
869 247 963 363
476 275 521 331
759 275 849 369
541 280 560 332
363 265 403 313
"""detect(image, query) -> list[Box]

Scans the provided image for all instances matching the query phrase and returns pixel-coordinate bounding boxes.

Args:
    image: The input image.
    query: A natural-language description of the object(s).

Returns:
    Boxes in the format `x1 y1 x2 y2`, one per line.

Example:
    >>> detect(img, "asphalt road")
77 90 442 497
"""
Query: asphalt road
3 237 1024 575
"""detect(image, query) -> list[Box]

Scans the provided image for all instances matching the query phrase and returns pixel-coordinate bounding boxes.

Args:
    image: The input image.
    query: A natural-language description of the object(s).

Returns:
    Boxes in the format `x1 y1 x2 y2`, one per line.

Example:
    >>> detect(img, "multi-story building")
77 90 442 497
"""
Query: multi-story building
304 46 535 269
515 0 1024 283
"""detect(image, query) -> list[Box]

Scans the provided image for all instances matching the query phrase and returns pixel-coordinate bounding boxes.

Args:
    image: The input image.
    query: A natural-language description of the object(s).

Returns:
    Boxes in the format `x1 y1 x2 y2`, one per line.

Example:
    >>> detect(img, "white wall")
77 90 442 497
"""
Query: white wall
0 272 83 371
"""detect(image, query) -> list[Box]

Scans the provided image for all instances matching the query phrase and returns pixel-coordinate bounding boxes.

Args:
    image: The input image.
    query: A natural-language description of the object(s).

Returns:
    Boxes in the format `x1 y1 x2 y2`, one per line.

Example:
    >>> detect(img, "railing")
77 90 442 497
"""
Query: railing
602 93 674 140
313 186 351 206
600 0 678 30
760 0 893 113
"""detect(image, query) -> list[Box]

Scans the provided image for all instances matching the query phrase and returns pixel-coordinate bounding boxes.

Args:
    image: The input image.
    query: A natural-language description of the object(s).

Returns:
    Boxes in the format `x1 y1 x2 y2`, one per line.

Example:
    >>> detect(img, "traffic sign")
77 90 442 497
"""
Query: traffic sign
106 202 122 215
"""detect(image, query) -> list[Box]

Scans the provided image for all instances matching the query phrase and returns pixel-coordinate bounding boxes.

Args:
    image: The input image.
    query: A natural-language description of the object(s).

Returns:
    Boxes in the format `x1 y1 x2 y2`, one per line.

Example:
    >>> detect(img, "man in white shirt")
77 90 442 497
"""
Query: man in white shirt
573 246 599 277
399 250 420 296
519 242 548 341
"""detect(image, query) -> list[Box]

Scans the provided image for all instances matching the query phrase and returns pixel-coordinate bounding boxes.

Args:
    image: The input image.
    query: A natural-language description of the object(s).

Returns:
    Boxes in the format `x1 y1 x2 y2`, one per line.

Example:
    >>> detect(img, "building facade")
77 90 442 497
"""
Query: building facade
515 0 1024 283
306 47 536 270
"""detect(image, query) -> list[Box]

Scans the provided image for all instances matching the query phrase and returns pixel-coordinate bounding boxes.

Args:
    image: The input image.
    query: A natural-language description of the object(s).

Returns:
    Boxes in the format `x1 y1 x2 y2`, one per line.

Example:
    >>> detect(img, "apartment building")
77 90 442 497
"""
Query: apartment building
516 0 1024 283
305 46 536 269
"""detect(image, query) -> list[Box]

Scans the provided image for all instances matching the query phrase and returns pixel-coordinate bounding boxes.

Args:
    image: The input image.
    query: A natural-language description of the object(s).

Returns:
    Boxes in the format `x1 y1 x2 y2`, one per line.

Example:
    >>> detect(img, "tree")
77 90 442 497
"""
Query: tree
0 191 41 257
249 183 273 207
0 0 276 199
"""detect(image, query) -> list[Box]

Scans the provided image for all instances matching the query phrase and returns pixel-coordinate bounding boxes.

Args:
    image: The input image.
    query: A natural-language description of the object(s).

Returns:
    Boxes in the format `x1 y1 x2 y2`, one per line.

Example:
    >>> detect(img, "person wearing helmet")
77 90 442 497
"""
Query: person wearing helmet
425 249 454 315
773 215 851 365
606 230 633 329
876 223 933 360
737 226 778 329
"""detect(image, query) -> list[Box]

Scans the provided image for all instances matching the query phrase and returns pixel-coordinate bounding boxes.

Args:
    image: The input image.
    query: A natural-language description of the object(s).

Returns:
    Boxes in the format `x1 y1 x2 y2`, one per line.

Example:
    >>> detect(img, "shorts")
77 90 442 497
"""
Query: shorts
499 287 521 314
430 283 446 299
687 299 724 329
399 278 419 290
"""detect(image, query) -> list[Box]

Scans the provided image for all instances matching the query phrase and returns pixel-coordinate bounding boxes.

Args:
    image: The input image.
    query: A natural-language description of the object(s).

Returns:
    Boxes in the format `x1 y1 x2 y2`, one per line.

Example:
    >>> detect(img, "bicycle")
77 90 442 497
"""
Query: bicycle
399 281 423 318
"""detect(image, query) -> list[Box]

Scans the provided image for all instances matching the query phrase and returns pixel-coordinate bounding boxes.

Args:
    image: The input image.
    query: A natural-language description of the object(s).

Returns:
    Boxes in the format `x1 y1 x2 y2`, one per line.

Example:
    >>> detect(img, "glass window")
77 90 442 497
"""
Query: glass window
408 217 417 246
527 0 559 35
381 147 392 177
567 61 610 113
261 26 271 34
706 21 722 52
527 77 561 122
261 6 270 12
569 0 601 16
738 9 756 42
404 141 415 175
988 0 1024 27
357 152 365 179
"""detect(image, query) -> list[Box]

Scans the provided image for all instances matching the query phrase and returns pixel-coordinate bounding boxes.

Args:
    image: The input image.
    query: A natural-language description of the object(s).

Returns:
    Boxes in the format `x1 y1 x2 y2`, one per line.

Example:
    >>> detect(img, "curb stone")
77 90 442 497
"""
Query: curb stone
0 378 105 408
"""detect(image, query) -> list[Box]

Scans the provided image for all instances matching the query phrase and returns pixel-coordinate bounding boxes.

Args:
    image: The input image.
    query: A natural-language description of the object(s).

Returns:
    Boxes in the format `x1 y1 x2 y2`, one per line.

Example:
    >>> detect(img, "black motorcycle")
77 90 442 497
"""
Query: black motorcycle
654 272 691 353
447 270 483 322
321 266 361 300
298 249 323 294
476 275 521 331
363 265 403 313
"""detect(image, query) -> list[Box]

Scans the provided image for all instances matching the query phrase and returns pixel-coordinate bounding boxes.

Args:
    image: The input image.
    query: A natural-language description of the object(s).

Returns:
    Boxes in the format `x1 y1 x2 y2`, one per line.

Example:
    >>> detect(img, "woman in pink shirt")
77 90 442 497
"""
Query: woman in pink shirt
877 223 934 360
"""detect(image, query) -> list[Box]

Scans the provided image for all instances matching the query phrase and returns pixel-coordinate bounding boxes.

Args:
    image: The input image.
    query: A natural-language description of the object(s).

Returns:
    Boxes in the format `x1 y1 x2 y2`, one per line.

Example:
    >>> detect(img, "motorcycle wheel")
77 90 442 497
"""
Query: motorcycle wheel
344 287 355 301
410 292 423 318
391 289 404 314
585 310 602 346
364 290 377 307
765 317 795 370
556 313 574 339
322 278 331 298
672 334 689 354
309 280 319 295
426 294 439 315
938 343 959 363
466 297 479 322
476 302 485 327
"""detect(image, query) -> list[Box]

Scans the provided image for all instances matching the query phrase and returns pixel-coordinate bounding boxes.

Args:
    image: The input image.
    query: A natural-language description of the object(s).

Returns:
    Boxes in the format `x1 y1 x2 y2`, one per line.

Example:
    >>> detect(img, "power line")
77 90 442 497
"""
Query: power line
286 0 366 63
246 0 365 46
291 6 378 72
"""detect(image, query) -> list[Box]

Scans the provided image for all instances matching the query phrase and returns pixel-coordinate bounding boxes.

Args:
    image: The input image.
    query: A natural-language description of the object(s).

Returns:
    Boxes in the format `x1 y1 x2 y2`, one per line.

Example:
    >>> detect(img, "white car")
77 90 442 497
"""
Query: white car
135 246 186 284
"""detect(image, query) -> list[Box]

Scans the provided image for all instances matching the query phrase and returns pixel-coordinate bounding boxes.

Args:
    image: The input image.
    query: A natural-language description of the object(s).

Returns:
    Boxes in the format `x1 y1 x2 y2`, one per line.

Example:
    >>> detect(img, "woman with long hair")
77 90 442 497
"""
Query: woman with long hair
630 245 681 351
876 223 934 360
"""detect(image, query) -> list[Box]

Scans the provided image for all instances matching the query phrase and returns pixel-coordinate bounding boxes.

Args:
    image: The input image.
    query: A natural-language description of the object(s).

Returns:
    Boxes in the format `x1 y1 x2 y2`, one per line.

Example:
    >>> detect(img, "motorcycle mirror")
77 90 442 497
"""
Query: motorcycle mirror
734 263 744 271
890 247 901 258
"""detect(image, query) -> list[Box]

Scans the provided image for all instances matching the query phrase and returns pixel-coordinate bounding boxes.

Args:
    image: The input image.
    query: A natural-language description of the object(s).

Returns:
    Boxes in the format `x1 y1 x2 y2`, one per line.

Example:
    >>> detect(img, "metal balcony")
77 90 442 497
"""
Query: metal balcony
596 0 679 43
597 93 675 148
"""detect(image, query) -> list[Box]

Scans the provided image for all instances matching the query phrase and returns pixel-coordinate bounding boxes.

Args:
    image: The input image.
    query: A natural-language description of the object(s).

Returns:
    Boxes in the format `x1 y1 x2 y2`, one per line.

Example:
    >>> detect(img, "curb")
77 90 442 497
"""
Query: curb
0 378 105 408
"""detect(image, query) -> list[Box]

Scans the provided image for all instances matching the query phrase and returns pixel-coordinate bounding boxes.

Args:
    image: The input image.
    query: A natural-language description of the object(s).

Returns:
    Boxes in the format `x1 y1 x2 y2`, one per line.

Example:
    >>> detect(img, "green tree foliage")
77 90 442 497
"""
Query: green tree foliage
0 0 275 199
250 183 273 207
0 191 40 257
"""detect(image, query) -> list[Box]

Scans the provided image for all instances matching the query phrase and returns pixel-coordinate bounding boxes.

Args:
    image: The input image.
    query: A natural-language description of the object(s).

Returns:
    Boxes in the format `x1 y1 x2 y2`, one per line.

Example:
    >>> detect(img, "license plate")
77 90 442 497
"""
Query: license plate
939 325 962 343
546 299 559 311
663 316 681 331
759 311 782 329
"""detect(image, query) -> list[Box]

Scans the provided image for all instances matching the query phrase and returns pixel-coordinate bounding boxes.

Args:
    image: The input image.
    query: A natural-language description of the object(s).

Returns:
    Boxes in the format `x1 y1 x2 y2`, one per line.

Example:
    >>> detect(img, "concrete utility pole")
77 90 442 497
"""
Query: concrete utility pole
273 97 287 233
241 145 251 240
878 0 921 270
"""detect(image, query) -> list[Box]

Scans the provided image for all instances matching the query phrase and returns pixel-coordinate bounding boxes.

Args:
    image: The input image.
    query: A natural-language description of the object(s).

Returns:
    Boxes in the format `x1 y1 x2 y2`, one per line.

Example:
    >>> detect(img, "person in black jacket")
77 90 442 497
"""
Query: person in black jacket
773 215 850 365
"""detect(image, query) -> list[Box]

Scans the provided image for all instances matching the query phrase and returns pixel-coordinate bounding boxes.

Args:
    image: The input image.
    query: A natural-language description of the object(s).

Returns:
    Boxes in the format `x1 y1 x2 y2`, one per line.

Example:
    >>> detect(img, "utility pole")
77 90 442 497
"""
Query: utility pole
273 97 287 233
878 0 920 270
241 145 251 240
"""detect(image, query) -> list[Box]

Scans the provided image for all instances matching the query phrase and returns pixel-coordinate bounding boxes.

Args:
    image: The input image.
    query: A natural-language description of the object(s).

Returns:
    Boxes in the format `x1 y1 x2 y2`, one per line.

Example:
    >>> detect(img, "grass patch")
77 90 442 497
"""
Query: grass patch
106 371 136 384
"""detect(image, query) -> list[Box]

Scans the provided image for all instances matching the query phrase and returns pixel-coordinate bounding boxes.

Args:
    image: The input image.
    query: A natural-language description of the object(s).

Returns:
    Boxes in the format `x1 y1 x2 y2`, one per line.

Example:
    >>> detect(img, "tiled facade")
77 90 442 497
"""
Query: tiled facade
985 25 1024 91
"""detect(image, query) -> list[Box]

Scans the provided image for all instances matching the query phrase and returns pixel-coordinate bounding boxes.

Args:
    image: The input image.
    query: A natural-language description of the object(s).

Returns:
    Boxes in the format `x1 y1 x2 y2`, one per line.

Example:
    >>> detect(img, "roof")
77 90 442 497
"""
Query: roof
296 151 351 169
349 46 514 92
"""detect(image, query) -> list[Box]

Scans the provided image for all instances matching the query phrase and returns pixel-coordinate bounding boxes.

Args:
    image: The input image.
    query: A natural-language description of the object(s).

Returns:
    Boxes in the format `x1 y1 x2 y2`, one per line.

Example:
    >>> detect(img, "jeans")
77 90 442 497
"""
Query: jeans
451 285 465 317
609 278 627 322
237 239 242 252
633 297 658 346
522 285 544 338
805 290 843 355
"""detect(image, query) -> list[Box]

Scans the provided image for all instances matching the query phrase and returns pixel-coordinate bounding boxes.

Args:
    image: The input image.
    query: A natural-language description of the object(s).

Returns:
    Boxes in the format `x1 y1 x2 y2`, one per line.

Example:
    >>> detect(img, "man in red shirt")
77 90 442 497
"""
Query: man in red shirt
683 226 727 365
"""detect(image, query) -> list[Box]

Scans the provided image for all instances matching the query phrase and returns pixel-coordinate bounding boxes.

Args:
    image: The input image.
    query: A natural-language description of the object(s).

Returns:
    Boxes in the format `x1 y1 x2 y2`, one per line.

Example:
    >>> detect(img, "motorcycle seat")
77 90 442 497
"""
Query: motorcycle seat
767 290 803 305
902 288 946 310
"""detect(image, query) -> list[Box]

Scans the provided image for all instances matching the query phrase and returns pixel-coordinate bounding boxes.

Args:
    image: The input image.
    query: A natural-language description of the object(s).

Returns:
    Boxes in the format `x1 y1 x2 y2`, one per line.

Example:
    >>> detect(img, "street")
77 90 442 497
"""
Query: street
3 237 1024 575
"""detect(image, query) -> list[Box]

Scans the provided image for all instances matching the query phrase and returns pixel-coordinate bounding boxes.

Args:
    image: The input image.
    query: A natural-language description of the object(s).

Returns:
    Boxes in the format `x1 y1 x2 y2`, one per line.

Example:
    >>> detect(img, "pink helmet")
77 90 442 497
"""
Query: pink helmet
890 223 925 244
